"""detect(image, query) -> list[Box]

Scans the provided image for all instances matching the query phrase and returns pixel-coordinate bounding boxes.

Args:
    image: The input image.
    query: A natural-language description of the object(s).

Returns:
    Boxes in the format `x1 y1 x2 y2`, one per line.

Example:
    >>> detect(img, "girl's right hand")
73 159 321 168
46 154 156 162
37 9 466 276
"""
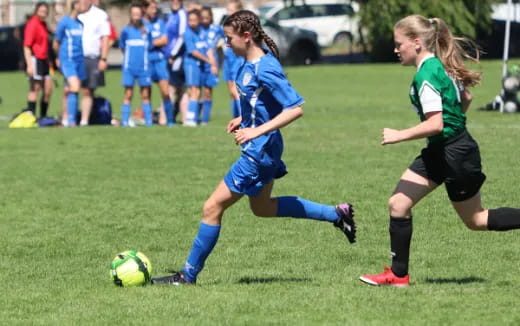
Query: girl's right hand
26 65 33 77
227 116 242 134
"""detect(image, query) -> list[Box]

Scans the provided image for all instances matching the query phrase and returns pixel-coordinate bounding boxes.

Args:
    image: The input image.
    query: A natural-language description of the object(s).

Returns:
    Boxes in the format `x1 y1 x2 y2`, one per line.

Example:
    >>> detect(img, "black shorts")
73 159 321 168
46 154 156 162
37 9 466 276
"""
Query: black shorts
408 130 486 202
81 57 105 89
31 57 50 80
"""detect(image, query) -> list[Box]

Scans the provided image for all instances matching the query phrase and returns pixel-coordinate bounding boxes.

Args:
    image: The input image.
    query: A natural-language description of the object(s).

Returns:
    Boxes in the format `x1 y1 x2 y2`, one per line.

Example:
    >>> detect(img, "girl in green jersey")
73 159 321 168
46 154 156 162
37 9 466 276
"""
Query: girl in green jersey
360 14 520 287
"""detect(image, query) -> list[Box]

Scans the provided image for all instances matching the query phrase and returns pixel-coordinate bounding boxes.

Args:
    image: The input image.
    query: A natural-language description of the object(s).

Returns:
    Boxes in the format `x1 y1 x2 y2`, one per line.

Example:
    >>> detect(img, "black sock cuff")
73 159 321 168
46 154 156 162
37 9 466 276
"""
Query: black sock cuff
488 208 520 231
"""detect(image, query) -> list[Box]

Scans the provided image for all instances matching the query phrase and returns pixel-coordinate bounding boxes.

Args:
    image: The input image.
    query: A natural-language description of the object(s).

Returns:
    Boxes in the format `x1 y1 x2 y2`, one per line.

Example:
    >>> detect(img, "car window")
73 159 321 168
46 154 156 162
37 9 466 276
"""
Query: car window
259 5 274 17
326 4 354 16
0 30 9 42
275 6 299 20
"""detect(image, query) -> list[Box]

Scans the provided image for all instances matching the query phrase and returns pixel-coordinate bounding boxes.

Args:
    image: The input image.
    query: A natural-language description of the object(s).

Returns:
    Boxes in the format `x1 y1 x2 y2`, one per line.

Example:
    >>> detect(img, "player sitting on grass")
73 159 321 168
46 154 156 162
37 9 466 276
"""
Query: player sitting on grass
151 10 356 286
360 14 520 287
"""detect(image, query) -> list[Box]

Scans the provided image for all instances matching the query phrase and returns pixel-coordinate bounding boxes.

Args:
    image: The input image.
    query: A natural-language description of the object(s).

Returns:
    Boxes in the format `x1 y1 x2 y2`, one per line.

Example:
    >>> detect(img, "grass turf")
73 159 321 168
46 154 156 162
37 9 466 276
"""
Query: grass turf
1 59 520 325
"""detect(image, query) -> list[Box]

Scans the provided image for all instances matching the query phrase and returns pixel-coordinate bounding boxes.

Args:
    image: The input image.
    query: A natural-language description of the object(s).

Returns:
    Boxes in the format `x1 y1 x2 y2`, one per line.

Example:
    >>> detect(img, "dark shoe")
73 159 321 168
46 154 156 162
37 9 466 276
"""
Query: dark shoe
151 271 193 286
334 203 356 243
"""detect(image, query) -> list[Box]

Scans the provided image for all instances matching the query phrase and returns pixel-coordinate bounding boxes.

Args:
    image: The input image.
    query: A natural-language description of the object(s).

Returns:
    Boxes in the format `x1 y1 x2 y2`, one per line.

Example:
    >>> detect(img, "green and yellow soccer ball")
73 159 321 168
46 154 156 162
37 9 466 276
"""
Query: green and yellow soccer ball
110 250 152 287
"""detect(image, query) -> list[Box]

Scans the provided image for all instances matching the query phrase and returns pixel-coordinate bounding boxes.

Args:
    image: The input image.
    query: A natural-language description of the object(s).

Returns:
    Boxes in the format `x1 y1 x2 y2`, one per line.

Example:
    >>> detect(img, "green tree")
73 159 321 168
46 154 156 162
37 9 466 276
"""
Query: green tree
359 0 496 61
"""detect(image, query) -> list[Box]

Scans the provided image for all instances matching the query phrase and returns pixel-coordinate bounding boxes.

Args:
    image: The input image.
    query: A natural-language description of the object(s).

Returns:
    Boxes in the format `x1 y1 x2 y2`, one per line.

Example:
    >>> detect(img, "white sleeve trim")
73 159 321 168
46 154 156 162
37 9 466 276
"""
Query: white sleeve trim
419 81 442 114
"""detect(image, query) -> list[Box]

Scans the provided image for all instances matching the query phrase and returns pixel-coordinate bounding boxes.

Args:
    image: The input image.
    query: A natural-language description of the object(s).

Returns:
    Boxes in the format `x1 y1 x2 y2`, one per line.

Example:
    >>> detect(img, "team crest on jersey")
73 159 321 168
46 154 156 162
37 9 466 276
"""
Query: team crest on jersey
242 72 252 86
209 31 215 38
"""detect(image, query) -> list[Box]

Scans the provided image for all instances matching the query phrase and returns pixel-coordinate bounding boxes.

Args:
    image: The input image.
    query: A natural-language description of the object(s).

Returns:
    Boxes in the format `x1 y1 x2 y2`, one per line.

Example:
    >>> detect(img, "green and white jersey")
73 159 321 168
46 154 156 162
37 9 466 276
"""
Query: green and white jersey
409 54 466 144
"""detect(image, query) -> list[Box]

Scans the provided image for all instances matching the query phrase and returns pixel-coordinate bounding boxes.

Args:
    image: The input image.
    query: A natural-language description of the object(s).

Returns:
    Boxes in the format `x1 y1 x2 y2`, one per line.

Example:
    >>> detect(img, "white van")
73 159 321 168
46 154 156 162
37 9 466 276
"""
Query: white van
259 0 360 48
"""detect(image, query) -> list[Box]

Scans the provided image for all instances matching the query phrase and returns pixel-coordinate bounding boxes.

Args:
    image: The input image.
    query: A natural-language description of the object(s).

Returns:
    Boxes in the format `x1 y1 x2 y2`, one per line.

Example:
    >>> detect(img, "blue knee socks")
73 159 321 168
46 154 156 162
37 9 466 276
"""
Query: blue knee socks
276 196 339 222
202 100 212 124
142 102 152 126
121 103 131 127
182 222 221 283
163 99 174 125
67 92 78 126
187 100 199 124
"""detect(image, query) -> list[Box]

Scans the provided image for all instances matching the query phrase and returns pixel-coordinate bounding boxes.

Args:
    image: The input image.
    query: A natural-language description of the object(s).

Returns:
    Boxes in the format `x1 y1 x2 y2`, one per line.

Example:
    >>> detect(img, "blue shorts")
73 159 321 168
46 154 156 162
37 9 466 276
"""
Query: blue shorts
122 70 151 87
224 154 287 197
184 63 202 87
150 59 169 82
60 58 86 80
202 71 219 88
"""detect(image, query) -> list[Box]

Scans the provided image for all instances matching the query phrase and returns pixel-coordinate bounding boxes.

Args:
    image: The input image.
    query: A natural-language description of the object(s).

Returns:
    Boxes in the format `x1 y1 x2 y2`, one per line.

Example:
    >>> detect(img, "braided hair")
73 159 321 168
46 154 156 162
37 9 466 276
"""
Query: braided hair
223 10 280 60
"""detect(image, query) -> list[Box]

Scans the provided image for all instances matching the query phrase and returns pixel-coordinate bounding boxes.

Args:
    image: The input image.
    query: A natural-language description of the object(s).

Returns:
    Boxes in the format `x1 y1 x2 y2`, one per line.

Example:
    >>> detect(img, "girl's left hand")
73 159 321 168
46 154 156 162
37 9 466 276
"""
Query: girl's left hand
234 128 260 145
381 128 402 145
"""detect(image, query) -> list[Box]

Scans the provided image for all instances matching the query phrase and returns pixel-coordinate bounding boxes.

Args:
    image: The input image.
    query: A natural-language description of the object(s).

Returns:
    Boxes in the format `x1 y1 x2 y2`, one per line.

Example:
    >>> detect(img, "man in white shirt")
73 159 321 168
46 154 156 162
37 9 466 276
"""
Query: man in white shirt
78 0 110 126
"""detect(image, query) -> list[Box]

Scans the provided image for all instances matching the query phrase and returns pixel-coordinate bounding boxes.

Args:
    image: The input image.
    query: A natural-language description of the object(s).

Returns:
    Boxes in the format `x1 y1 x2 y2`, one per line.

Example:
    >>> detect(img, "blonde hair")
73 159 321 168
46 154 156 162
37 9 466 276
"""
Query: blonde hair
395 14 481 87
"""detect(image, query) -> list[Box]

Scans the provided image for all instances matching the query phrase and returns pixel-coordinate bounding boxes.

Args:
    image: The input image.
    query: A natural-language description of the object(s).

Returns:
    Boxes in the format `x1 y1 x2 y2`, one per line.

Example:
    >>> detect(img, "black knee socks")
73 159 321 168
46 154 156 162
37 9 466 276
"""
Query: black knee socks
488 208 520 231
40 100 48 117
27 101 36 114
390 216 412 277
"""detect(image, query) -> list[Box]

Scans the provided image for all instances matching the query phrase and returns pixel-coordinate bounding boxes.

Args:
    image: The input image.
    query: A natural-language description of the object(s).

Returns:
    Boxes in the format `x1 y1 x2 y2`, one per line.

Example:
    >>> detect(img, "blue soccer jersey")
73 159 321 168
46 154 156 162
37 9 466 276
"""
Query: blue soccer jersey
163 8 187 58
201 23 223 70
223 47 244 82
202 24 224 49
143 16 166 62
235 52 304 164
119 25 150 73
55 15 83 61
183 26 208 67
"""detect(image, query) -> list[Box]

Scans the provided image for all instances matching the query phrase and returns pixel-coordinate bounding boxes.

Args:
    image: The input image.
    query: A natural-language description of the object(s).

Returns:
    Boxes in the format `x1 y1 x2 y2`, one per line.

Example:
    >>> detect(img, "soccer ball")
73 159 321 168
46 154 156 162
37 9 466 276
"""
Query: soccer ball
110 250 152 287
503 76 519 94
503 101 518 113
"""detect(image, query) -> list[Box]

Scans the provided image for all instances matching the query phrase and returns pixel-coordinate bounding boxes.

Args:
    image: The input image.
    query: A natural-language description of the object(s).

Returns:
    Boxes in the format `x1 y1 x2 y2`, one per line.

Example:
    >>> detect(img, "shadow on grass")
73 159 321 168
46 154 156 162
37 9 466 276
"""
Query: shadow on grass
237 277 312 284
424 277 486 285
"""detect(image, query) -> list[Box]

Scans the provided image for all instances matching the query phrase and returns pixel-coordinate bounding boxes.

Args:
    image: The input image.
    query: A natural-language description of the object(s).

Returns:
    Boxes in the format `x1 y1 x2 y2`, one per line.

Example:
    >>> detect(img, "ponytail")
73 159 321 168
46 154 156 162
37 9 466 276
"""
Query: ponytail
395 15 481 87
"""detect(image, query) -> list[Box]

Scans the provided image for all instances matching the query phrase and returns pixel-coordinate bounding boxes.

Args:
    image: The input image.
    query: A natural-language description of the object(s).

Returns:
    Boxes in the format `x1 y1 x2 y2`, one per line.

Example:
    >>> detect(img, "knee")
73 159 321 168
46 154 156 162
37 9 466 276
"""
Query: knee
460 213 488 231
250 203 269 217
388 195 412 217
203 198 223 223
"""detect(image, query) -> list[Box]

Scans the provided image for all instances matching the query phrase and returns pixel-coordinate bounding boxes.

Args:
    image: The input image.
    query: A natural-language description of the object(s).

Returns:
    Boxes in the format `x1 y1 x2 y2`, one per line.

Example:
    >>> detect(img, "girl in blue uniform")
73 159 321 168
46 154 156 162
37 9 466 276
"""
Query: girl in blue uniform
183 9 217 126
143 0 174 126
223 0 244 118
53 0 86 126
199 6 224 125
151 10 356 285
119 4 153 126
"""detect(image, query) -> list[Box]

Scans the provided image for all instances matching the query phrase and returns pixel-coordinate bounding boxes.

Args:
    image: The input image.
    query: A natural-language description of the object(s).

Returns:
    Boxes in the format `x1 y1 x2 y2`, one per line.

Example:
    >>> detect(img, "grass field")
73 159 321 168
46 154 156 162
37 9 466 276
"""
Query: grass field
1 59 520 325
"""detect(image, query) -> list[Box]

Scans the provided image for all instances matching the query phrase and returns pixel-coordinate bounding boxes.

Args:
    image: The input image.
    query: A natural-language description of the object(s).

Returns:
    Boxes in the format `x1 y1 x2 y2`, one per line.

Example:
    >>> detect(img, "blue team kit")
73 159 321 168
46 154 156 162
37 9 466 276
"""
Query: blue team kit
224 53 304 196
55 15 86 80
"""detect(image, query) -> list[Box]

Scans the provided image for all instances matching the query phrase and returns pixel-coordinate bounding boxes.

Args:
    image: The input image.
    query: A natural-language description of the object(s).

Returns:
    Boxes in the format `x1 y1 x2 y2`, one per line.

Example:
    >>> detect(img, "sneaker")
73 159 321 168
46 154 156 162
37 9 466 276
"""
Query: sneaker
359 266 410 287
334 203 356 243
151 270 193 286
183 120 197 127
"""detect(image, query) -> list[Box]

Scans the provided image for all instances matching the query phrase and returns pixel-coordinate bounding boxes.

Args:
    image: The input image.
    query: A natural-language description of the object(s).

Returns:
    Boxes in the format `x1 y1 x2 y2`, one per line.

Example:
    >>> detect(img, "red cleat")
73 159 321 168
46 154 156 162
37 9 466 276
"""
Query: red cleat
360 266 410 287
